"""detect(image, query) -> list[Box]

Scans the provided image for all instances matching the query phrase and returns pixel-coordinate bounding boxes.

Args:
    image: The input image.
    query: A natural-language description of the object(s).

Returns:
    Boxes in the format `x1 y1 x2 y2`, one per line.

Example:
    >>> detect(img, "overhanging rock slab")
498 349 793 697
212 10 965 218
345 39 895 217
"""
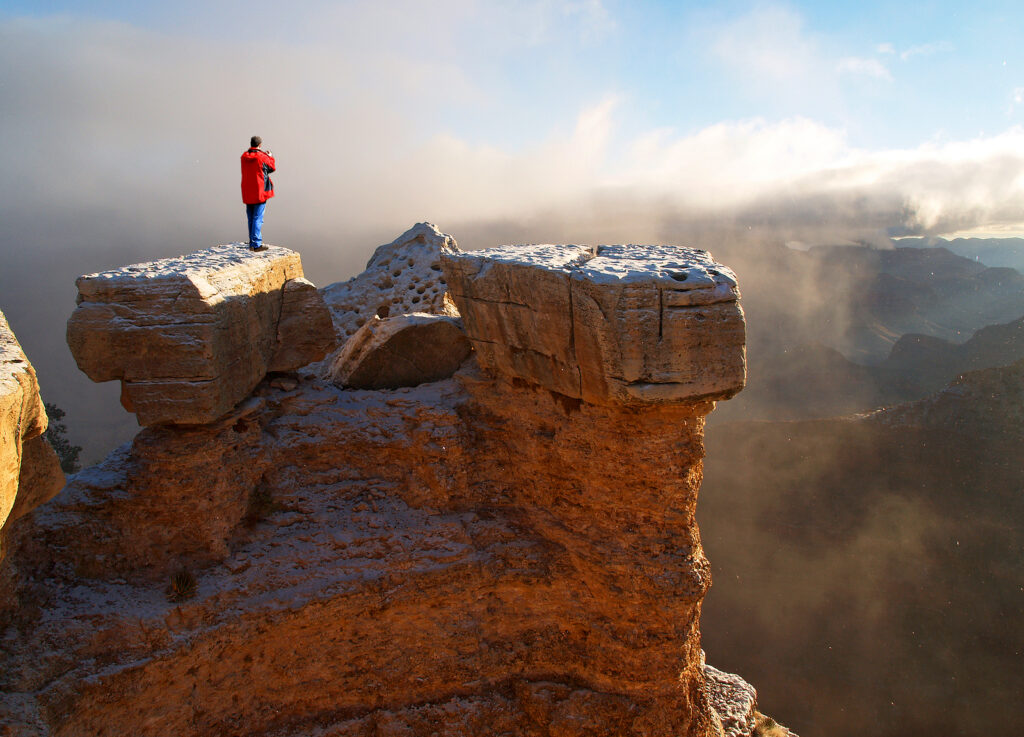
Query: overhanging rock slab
443 243 746 406
67 245 332 425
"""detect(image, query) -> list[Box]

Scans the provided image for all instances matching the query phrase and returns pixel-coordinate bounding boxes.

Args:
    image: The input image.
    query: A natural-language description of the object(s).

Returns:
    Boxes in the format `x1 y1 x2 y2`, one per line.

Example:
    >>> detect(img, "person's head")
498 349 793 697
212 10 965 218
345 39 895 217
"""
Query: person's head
250 135 262 149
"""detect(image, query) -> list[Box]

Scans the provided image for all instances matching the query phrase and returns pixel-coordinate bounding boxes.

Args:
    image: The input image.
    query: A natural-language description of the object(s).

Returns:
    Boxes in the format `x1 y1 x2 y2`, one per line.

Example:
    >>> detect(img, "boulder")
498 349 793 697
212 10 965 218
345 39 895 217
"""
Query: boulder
320 223 461 346
705 665 758 737
1 310 63 555
328 313 472 389
66 245 333 425
268 277 335 372
443 243 746 406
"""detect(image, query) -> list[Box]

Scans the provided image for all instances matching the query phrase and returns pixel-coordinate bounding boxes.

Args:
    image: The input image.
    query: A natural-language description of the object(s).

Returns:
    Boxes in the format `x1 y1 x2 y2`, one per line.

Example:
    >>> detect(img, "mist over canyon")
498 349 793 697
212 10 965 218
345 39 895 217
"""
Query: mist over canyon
1 217 1021 736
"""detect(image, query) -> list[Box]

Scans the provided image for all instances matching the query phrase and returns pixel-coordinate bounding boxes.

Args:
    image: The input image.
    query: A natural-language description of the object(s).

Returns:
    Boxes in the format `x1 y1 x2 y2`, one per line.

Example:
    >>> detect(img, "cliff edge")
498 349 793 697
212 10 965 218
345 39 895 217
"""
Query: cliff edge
0 311 64 566
1 230 792 737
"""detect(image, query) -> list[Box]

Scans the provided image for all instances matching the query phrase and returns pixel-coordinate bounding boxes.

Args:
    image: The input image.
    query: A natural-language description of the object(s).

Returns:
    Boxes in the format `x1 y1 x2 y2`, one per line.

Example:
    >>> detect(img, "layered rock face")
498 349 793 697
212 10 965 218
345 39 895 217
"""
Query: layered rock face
66 245 333 426
1 242 782 737
444 244 746 405
0 311 63 561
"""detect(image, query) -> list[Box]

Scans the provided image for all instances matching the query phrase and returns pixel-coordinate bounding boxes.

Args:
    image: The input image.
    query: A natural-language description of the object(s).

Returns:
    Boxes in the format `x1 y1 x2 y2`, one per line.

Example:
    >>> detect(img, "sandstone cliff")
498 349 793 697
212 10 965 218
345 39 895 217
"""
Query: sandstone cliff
0 311 64 566
1 234 792 737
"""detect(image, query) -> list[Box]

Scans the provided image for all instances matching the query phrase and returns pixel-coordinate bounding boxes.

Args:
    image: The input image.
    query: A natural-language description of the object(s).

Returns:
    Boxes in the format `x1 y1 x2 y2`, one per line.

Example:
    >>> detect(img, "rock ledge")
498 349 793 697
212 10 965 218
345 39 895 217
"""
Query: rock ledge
443 243 746 405
66 244 333 425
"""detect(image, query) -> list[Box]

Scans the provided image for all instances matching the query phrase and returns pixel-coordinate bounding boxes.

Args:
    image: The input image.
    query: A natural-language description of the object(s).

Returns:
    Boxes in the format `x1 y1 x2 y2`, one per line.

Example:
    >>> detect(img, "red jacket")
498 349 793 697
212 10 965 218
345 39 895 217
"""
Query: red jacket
240 148 276 204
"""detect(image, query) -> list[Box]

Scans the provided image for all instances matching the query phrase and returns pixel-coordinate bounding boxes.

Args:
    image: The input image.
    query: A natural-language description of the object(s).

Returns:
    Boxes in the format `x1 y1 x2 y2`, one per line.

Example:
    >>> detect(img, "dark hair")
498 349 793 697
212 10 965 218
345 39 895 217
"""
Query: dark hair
250 136 262 148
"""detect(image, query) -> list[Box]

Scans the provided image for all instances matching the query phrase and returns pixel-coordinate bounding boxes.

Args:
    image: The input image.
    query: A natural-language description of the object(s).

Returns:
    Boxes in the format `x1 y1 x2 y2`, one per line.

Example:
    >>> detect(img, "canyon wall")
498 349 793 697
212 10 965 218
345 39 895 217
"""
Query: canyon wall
0 311 63 566
1 232 791 737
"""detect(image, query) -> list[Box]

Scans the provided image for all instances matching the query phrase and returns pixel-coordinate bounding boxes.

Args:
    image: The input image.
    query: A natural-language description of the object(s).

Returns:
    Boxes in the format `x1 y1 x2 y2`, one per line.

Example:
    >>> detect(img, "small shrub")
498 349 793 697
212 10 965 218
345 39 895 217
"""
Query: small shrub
245 487 277 525
43 403 82 473
166 569 197 603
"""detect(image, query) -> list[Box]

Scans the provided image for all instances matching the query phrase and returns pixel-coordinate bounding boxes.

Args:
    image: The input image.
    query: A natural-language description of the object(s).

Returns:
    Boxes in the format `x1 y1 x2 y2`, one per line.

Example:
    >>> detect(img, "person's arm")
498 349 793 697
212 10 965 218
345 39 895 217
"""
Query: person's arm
261 150 276 173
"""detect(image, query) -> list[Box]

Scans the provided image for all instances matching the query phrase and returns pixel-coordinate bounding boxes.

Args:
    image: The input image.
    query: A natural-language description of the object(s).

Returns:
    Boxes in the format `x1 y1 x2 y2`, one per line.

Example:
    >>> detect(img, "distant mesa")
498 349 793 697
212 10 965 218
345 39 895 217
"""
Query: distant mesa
66 245 333 426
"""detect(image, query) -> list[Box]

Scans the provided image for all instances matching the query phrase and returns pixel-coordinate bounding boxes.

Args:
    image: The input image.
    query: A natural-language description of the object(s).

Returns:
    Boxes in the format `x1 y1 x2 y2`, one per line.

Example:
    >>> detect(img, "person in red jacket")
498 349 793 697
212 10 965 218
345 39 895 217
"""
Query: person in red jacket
240 136 276 251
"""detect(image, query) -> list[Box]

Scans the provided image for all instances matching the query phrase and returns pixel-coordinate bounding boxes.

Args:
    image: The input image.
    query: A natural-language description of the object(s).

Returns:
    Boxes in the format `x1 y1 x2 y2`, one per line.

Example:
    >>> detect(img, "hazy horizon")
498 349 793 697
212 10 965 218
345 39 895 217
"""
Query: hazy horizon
5 0 1024 455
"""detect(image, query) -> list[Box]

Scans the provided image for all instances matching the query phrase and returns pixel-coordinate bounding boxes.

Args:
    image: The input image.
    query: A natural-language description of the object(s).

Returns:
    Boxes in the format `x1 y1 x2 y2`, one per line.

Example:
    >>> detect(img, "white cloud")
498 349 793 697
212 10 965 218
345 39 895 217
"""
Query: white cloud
3 11 1024 263
899 41 953 61
709 6 820 84
837 57 893 81
876 42 896 55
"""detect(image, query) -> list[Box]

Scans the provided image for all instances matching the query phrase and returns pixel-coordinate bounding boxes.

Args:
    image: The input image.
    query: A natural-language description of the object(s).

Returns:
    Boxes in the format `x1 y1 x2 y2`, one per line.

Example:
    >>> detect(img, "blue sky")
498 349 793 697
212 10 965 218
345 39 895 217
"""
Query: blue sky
6 0 1024 150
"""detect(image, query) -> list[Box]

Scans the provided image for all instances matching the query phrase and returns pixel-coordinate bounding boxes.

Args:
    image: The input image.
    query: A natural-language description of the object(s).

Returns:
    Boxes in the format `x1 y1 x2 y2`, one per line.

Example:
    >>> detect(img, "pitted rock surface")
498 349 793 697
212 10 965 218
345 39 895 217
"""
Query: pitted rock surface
1 311 62 550
328 313 472 390
66 245 333 425
443 243 746 405
320 223 461 346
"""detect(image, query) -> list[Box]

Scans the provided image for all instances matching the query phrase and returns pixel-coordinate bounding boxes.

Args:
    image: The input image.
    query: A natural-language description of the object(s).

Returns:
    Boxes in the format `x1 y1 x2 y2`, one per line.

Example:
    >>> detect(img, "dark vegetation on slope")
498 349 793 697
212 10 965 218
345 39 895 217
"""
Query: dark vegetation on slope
700 360 1024 737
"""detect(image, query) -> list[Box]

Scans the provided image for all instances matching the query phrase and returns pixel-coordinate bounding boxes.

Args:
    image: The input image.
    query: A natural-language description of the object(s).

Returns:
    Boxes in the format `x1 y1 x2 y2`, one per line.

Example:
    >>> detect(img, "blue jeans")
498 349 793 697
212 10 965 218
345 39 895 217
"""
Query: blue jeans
246 202 266 248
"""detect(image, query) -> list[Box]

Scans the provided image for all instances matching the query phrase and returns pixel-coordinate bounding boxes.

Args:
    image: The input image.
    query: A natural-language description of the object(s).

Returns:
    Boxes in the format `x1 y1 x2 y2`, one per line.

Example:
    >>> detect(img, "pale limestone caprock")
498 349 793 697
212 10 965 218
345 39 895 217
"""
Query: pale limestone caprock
66 245 333 425
443 243 747 406
319 223 461 347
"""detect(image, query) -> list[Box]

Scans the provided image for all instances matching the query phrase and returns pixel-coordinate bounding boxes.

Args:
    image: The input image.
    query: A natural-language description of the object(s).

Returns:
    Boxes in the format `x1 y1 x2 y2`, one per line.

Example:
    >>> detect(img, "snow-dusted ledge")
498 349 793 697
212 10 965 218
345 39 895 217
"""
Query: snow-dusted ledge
67 244 333 426
442 243 746 405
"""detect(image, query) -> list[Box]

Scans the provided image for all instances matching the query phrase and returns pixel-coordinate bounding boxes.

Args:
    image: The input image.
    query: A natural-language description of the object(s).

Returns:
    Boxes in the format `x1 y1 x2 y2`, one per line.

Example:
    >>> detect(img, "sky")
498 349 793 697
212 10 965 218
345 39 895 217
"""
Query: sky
3 0 1024 456
4 0 1024 255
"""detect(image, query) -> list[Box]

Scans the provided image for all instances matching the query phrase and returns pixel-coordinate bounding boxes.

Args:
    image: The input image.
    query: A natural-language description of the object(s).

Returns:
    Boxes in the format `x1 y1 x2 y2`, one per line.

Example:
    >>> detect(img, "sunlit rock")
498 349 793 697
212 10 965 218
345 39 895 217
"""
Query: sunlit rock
443 243 746 405
66 245 332 425
320 222 461 346
2 236 783 737
1 311 63 558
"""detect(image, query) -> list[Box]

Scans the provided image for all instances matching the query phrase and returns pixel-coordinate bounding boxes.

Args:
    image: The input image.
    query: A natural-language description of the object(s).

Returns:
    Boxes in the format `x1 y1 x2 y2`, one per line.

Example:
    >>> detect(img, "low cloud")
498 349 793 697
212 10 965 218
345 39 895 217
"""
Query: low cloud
900 40 954 61
836 56 892 81
2 13 1024 276
2 9 1023 461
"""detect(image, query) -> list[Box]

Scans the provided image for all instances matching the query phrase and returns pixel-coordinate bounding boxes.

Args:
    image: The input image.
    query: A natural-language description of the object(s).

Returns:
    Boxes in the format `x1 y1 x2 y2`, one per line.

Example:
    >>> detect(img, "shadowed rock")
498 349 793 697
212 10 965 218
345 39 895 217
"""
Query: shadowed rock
66 245 333 425
328 313 472 389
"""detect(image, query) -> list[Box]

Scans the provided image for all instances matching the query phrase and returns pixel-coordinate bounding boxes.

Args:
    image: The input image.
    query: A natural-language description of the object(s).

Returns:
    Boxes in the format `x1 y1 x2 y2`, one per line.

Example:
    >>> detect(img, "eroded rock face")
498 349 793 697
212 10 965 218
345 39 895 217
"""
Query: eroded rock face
320 223 461 346
328 313 472 389
1 311 63 558
1 241 772 737
443 244 746 406
4 370 722 736
66 245 333 425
